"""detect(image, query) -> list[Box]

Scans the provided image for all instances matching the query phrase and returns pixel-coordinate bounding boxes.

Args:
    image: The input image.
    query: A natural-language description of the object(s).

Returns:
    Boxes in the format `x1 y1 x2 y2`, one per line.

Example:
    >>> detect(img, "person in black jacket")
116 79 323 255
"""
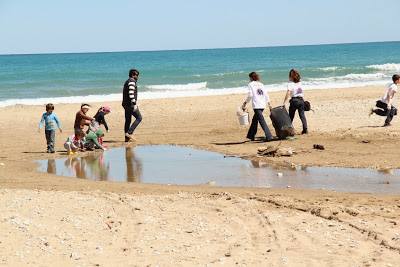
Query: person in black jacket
87 105 111 147
122 69 142 142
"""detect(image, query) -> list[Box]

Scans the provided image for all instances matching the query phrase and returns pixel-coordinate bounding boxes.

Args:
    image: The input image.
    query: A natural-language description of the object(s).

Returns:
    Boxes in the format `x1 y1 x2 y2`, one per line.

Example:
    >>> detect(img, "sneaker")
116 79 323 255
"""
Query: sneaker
50 150 55 153
265 136 279 142
46 149 51 153
73 151 78 154
302 129 308 134
125 133 136 142
383 122 391 127
67 151 74 155
125 133 131 142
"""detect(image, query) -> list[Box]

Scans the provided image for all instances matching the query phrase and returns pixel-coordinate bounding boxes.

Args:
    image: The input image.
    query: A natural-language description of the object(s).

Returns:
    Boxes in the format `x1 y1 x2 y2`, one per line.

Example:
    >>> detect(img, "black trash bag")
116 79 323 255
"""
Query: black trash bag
304 101 311 111
269 106 296 139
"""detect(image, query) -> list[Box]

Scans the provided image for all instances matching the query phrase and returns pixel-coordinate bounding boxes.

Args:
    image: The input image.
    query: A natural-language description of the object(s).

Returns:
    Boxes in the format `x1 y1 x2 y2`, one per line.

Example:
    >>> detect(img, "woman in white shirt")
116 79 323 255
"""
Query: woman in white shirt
283 69 308 134
242 72 275 142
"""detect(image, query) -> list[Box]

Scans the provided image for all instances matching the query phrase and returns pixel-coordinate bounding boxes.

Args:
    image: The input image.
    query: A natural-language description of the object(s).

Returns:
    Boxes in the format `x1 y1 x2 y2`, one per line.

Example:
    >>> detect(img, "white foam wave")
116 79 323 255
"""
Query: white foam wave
366 63 400 71
0 94 122 107
0 88 250 108
213 71 245 76
0 93 123 108
340 73 387 80
0 73 392 107
265 73 390 91
147 82 207 90
317 66 340 71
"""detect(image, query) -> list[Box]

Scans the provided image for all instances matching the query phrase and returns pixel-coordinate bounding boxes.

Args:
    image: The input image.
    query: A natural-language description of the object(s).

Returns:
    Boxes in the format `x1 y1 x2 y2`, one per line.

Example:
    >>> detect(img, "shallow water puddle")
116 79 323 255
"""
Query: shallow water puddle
35 145 400 194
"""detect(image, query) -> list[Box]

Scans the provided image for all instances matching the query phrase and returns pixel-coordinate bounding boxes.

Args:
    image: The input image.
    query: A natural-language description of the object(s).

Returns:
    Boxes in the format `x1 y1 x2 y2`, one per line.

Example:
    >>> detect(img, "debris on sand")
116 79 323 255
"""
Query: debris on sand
313 144 325 150
258 146 295 157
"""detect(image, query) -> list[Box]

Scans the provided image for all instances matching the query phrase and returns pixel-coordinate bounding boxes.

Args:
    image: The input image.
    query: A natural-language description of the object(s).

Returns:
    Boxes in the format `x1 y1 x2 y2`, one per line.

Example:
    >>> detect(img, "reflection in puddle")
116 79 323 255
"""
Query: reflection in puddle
35 145 400 194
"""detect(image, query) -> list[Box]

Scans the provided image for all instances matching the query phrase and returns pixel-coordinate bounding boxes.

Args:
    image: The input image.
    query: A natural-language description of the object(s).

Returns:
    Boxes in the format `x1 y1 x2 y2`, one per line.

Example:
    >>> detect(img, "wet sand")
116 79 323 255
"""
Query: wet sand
1 86 400 265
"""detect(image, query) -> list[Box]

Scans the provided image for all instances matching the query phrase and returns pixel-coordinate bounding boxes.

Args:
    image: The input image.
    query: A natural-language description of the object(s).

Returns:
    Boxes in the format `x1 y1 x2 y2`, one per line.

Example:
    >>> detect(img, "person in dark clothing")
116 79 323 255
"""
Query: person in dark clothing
283 69 308 134
242 72 276 142
122 69 142 142
87 105 111 148
370 74 400 126
88 105 111 134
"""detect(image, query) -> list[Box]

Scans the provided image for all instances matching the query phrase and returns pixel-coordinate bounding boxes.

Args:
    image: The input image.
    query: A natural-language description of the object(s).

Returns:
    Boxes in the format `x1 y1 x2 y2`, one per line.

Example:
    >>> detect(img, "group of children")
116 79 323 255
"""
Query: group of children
39 103 111 155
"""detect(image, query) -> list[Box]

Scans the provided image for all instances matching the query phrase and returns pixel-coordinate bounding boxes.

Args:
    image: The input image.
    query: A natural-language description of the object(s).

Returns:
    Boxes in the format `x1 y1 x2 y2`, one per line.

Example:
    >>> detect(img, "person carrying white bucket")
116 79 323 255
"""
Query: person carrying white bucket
242 72 277 142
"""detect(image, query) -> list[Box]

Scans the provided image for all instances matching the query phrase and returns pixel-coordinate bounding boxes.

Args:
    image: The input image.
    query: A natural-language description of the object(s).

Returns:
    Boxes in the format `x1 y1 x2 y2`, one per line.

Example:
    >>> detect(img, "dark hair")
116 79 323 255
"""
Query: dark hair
46 103 54 111
289 69 301 83
392 74 400 83
248 72 260 82
129 69 140 78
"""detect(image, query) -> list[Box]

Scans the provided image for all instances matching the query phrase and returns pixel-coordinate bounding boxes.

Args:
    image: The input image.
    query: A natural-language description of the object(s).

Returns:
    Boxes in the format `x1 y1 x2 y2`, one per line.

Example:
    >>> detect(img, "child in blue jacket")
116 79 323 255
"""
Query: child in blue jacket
39 103 62 153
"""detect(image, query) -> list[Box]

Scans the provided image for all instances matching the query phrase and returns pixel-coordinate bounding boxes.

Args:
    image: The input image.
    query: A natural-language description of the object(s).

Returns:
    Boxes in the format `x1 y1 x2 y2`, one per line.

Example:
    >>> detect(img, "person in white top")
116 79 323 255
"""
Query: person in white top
283 69 308 134
242 72 276 142
370 74 400 126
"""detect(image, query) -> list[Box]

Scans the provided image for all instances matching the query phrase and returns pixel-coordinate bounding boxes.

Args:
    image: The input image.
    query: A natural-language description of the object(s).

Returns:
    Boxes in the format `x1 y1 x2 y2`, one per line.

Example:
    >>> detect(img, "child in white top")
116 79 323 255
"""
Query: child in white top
64 130 86 155
283 69 308 134
370 74 400 126
242 72 275 142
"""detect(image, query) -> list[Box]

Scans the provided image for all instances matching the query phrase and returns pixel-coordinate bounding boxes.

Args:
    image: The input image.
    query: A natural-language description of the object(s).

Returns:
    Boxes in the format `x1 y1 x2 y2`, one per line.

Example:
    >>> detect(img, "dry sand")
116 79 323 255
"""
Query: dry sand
0 86 400 266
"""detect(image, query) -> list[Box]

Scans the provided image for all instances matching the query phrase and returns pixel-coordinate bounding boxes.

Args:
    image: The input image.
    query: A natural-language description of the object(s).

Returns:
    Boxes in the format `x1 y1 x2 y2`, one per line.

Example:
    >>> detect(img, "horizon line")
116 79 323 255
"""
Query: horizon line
1 40 399 56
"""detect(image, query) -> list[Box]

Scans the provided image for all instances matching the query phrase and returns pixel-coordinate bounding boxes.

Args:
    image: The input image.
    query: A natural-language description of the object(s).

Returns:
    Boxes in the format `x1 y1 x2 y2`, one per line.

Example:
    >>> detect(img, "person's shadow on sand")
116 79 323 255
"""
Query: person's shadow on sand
23 151 63 154
358 125 388 128
213 137 279 145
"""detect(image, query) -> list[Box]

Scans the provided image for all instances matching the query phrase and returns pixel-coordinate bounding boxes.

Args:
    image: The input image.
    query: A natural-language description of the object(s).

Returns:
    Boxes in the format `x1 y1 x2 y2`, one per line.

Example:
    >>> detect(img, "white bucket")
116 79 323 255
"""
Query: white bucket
238 113 249 125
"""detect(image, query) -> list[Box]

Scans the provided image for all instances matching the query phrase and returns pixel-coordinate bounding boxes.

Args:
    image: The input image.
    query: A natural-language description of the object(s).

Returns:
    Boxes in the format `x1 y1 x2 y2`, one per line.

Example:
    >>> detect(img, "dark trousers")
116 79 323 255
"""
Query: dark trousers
247 109 273 140
374 100 397 124
45 129 55 151
289 98 308 131
124 106 142 134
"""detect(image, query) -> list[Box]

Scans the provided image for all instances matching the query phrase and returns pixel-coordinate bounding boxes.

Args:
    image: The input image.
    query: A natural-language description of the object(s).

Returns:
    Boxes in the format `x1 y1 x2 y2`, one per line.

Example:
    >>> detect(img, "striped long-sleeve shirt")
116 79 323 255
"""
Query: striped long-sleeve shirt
122 77 138 107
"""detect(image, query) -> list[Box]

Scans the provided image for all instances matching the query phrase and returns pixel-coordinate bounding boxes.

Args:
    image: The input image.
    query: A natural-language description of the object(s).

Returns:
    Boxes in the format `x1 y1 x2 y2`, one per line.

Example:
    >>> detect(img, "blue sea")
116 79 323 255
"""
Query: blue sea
1 41 400 107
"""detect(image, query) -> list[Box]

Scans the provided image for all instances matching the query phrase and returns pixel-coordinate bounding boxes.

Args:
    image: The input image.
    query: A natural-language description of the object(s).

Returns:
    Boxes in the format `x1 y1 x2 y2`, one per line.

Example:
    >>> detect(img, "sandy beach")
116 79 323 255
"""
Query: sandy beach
1 86 400 266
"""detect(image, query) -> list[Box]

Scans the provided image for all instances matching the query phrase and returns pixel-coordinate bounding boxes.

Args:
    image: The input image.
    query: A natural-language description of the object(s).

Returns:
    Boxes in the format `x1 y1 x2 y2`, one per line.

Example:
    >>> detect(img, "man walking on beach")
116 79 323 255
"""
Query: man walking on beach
370 74 400 126
122 69 142 142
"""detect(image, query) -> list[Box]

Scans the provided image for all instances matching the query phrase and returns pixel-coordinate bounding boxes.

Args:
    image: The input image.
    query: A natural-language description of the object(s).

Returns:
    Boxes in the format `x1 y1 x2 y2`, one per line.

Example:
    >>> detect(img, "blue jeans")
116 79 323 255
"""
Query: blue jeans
45 129 55 151
124 106 142 134
247 109 273 140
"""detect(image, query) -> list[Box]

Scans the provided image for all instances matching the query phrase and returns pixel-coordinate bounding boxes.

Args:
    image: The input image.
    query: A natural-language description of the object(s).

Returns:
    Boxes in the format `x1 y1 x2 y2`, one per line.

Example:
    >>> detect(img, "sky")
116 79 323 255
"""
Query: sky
0 0 398 54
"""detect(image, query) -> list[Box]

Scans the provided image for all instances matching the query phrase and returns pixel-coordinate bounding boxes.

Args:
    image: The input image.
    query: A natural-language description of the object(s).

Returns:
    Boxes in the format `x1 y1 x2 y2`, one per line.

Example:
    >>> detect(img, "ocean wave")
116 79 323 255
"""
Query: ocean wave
213 71 246 76
147 82 207 90
0 88 248 107
366 63 400 71
0 72 392 107
0 93 123 108
0 77 390 108
317 66 341 71
340 73 387 80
